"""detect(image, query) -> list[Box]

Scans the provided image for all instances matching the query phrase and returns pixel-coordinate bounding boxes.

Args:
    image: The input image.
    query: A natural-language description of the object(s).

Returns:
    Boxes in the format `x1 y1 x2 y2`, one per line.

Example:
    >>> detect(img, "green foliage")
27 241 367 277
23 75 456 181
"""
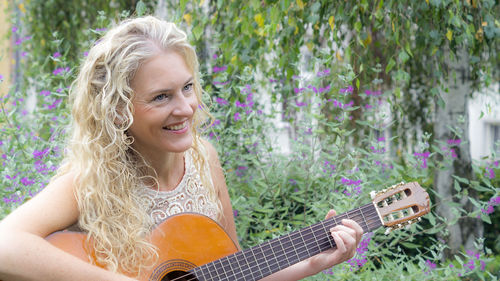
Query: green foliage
1 0 499 280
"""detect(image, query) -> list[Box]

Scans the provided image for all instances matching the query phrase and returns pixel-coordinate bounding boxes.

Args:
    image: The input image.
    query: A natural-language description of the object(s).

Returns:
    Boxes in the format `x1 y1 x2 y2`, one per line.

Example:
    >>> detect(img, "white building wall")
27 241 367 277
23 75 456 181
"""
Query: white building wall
469 83 500 160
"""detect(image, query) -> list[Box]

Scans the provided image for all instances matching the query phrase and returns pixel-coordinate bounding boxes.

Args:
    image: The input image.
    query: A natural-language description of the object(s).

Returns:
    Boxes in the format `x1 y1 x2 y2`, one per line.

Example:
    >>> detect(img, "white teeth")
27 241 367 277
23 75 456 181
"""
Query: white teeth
164 121 187 131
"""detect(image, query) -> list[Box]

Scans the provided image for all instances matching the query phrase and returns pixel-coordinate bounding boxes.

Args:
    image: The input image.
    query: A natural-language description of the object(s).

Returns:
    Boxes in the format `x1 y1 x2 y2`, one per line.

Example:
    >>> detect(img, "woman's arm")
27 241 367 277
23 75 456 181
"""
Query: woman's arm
0 173 136 281
204 139 241 250
204 140 363 280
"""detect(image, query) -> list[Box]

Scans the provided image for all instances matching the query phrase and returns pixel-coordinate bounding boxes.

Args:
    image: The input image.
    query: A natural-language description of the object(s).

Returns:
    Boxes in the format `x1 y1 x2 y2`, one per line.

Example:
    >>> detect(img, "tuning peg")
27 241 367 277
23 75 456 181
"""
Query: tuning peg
370 191 376 199
405 224 412 230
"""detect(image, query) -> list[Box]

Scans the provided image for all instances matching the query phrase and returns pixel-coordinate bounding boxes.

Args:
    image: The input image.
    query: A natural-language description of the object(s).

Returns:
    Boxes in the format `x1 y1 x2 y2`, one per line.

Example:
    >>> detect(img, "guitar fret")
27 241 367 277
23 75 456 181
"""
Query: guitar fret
226 255 237 281
227 252 244 280
232 251 247 280
309 224 322 255
245 246 262 280
283 234 301 266
257 243 273 277
360 207 369 232
321 220 335 249
215 258 229 281
203 260 215 281
277 236 291 270
191 267 203 281
297 227 312 260
268 239 286 271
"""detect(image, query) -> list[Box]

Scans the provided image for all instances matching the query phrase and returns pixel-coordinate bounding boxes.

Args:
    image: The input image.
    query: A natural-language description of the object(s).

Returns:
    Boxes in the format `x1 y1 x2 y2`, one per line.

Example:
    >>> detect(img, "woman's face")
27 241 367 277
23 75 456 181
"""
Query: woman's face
128 50 198 157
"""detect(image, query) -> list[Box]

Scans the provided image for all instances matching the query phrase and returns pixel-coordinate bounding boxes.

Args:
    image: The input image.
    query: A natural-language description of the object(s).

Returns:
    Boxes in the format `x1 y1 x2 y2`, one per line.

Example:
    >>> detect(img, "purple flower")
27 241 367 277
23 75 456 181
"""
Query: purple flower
484 167 495 179
295 101 307 107
52 67 69 76
341 178 362 196
46 99 62 110
465 259 475 270
414 151 430 168
212 54 218 59
53 52 61 58
212 65 227 73
447 139 461 145
216 97 228 106
294 87 306 94
33 148 50 159
319 85 331 93
39 90 50 96
211 119 221 127
339 85 353 94
316 68 330 77
289 179 297 185
489 196 500 205
21 177 35 186
11 26 18 33
233 209 238 217
365 90 382 96
234 112 241 121
425 259 437 270
346 232 373 271
0 74 3 80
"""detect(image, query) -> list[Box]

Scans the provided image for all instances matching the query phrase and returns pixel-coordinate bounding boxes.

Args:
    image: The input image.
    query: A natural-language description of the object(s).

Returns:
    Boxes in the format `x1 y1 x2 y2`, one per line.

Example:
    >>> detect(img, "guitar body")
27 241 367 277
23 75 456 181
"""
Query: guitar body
42 182 430 281
45 213 238 281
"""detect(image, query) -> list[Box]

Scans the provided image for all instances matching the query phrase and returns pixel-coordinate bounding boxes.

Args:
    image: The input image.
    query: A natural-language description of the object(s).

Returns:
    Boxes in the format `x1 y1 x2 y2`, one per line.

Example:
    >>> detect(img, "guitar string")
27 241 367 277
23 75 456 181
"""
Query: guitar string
170 208 382 281
177 220 384 281
195 210 383 281
167 207 383 281
174 211 382 281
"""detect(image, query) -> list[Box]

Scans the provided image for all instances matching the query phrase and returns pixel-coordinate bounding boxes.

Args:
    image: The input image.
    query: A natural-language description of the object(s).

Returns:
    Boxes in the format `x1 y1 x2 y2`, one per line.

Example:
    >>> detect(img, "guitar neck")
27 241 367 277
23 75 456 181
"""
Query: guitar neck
190 203 382 281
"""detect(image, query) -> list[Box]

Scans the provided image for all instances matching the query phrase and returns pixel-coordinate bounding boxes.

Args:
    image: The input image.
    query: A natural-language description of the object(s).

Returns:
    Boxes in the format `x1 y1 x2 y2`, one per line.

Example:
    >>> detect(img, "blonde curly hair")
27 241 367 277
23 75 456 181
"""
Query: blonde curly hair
55 16 220 276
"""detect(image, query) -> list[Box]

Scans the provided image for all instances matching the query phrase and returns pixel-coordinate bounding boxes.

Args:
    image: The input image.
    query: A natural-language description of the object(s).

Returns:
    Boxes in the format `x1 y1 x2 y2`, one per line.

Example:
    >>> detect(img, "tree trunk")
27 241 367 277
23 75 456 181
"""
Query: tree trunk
434 48 483 259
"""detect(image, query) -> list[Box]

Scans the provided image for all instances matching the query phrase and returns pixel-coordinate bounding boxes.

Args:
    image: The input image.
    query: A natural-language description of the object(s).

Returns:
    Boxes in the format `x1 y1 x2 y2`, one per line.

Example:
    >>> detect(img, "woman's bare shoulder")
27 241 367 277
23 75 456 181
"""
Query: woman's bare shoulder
0 172 80 237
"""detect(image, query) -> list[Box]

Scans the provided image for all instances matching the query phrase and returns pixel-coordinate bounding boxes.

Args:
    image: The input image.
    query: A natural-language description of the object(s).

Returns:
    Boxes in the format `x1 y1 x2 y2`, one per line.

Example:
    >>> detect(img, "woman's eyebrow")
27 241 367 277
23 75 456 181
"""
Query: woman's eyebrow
146 76 194 96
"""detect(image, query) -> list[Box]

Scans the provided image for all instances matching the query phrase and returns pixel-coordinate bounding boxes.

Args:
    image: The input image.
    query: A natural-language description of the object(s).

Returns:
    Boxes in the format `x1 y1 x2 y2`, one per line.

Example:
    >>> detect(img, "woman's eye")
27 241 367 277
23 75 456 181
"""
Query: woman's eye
183 83 194 92
153 93 169 102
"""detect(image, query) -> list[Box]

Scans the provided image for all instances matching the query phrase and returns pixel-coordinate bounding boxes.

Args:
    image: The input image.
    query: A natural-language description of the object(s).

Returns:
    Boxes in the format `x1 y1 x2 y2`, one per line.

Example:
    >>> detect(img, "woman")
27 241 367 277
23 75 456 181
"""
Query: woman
0 16 362 280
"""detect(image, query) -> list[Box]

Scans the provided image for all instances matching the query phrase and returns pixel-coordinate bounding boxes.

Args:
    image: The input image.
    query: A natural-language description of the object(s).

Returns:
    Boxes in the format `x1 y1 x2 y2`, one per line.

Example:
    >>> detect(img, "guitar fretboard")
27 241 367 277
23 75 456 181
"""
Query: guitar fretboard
190 203 382 281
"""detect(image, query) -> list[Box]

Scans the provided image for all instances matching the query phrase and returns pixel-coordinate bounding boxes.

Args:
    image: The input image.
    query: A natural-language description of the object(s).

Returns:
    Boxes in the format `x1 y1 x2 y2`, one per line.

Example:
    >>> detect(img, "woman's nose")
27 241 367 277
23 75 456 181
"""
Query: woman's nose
171 93 195 116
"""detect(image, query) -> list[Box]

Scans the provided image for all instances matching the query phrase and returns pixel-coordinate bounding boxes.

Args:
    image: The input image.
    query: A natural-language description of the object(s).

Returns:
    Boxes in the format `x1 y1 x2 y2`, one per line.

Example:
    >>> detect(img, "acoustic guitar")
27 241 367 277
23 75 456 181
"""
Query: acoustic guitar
45 182 430 281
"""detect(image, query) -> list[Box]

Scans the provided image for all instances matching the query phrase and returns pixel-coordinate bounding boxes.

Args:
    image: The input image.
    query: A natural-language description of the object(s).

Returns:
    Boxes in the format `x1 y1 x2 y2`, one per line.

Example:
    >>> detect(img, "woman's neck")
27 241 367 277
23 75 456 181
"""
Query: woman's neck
143 151 186 191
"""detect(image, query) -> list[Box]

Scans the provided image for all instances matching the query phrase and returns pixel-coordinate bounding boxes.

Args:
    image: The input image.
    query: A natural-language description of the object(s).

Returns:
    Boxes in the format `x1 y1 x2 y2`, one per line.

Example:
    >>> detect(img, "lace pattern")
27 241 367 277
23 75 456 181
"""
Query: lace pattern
138 149 218 227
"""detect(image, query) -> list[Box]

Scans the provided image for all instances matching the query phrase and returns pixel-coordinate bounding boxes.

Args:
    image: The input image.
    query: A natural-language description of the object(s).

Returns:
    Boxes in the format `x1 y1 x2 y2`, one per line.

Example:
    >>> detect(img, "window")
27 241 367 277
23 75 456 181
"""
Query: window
486 123 500 155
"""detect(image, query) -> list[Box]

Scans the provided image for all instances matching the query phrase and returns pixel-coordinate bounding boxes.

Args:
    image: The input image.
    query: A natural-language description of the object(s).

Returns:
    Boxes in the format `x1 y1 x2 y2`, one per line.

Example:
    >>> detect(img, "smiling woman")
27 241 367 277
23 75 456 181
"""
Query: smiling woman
0 16 362 281
128 51 199 157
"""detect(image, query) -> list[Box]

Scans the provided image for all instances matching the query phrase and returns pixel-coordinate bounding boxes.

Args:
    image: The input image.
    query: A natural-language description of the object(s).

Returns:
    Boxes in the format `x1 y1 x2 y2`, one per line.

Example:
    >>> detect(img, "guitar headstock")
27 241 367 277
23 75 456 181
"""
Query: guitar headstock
371 182 430 232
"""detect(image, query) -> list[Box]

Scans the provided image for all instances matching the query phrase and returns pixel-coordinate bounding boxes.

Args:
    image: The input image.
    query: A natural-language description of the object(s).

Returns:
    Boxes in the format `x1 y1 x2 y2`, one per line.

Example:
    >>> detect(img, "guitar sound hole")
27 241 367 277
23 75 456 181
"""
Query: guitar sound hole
161 270 198 281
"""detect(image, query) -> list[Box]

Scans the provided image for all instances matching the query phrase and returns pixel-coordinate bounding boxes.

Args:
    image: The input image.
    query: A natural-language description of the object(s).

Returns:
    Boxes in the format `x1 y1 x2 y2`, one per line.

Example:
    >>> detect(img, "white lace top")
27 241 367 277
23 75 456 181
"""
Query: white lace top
137 149 219 228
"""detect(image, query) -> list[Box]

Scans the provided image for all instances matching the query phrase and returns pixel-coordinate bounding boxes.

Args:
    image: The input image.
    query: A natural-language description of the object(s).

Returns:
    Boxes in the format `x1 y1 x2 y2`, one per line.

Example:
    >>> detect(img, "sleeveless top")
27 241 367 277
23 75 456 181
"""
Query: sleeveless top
66 149 219 232
137 149 219 228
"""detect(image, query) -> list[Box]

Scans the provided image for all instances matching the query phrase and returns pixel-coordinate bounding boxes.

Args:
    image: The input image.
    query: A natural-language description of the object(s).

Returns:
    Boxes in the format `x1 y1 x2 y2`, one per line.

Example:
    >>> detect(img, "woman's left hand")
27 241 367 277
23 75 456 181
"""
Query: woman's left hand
306 209 364 274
